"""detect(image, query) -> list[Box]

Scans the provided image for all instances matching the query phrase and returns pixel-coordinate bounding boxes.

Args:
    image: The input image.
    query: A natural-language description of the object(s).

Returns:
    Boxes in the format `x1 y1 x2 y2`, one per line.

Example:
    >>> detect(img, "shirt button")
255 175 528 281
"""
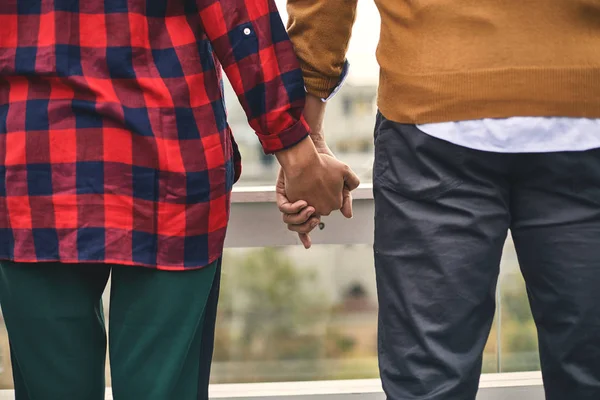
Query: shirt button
243 27 252 36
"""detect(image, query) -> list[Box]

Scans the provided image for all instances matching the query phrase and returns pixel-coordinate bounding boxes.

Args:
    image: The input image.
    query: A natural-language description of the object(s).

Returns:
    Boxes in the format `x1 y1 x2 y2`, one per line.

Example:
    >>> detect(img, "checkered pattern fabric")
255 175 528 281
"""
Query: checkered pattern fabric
0 0 310 270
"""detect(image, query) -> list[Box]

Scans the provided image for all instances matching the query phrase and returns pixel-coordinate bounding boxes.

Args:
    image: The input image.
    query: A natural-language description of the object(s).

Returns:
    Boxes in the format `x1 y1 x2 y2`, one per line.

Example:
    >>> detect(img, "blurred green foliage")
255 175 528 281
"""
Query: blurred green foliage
212 248 541 383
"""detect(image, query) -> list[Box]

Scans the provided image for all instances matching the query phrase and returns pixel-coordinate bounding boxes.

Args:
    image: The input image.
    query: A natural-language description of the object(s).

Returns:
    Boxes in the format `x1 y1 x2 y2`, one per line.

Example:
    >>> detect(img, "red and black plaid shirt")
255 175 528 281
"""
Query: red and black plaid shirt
0 0 309 270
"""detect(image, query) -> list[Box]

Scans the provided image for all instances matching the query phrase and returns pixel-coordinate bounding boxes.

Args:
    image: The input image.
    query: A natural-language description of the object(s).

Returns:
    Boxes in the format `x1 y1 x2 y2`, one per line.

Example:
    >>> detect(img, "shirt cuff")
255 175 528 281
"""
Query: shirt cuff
256 117 311 154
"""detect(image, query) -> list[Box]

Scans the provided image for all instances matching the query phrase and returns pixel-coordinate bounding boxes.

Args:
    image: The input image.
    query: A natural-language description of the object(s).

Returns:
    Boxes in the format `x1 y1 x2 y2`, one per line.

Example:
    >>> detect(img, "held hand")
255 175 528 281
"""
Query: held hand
284 152 359 217
311 140 355 220
275 94 359 249
298 93 357 219
276 140 359 249
276 137 359 216
276 169 320 249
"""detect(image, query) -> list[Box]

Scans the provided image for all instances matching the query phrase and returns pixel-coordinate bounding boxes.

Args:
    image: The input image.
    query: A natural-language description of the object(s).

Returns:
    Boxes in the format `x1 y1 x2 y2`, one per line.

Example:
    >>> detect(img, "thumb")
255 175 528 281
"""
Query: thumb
344 167 361 191
340 188 353 219
299 233 312 249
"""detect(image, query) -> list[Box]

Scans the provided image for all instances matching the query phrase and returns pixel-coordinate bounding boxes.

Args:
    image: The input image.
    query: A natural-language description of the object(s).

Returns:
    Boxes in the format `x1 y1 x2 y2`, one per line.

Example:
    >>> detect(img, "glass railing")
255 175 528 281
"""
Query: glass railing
218 187 541 383
208 188 544 399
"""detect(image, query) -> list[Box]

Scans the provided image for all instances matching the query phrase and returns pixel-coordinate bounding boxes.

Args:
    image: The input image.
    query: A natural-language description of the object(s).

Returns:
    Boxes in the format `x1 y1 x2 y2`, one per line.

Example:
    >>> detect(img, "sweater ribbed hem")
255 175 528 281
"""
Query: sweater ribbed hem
299 60 341 100
378 66 600 124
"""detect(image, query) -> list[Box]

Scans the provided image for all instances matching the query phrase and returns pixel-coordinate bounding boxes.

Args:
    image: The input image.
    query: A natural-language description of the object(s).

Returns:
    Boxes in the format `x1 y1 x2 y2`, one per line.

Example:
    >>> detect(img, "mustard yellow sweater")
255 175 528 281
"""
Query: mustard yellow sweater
287 0 600 123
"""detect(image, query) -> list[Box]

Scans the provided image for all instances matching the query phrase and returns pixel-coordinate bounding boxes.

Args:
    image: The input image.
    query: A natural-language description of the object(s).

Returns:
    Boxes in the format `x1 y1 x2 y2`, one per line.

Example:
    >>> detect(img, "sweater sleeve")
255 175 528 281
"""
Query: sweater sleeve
286 0 358 99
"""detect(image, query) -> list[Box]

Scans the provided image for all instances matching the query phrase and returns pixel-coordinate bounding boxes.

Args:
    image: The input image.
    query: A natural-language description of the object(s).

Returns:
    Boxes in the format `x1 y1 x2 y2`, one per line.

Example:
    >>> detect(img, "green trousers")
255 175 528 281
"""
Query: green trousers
0 259 221 400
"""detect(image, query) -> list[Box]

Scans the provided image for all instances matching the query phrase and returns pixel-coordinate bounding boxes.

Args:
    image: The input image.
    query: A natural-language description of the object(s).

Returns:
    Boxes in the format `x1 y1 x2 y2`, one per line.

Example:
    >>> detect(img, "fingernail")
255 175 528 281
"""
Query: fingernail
307 210 314 218
311 220 319 228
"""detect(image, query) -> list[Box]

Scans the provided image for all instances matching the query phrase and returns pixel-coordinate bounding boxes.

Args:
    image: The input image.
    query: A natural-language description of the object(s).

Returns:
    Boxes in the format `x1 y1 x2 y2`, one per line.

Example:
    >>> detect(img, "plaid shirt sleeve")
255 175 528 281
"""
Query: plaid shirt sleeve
198 0 310 154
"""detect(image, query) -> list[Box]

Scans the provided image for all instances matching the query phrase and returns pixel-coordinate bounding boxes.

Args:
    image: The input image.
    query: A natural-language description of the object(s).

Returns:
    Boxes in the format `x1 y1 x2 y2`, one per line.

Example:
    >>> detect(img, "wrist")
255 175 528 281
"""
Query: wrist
305 94 327 131
275 136 320 177
310 133 327 147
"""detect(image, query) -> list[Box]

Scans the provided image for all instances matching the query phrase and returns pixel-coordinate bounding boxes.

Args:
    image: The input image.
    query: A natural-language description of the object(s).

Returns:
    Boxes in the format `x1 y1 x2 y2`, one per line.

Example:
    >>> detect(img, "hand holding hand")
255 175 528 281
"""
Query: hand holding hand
276 139 359 249
276 169 319 249
275 94 359 248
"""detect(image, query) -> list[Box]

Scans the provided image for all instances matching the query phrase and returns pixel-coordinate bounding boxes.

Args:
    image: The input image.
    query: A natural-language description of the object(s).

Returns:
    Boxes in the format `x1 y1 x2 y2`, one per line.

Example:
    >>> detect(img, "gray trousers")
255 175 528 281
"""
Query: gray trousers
373 114 600 400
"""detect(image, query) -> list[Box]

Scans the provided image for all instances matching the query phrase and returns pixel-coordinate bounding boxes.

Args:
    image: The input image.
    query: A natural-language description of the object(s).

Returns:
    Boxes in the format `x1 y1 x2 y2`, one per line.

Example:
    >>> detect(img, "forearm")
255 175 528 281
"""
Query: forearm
287 0 358 98
304 94 327 143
